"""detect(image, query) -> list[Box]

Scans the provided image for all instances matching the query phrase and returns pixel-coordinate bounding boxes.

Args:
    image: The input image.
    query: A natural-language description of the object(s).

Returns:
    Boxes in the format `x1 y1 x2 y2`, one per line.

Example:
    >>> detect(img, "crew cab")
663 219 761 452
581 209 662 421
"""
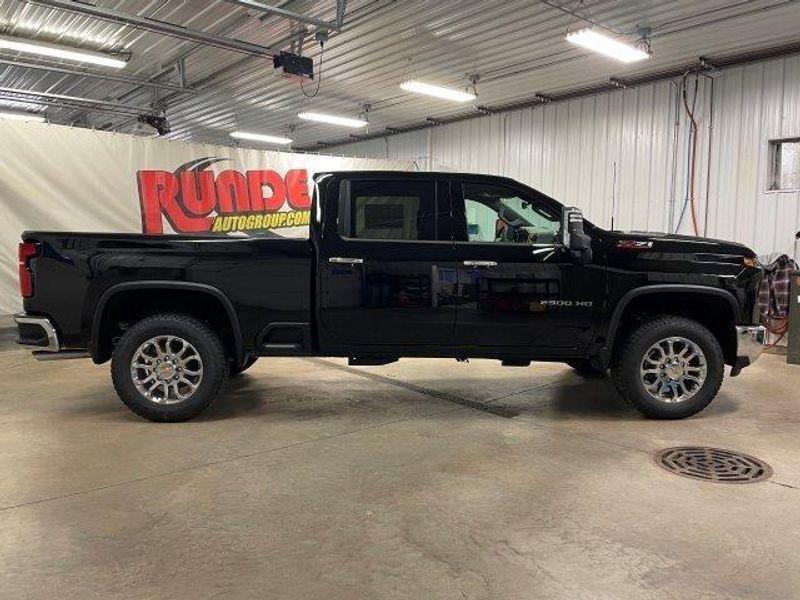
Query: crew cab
15 171 766 421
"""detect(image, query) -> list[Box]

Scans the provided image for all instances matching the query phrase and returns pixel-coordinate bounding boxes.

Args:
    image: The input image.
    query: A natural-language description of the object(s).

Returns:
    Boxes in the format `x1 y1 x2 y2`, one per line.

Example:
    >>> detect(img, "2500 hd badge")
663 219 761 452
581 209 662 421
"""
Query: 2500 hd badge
540 300 595 307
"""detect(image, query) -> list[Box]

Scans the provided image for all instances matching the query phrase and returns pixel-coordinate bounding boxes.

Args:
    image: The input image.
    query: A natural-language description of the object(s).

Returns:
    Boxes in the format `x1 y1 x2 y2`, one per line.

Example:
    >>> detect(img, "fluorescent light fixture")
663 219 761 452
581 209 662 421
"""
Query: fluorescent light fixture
231 131 293 145
297 112 367 128
565 28 650 63
0 34 127 69
0 109 45 123
400 80 476 102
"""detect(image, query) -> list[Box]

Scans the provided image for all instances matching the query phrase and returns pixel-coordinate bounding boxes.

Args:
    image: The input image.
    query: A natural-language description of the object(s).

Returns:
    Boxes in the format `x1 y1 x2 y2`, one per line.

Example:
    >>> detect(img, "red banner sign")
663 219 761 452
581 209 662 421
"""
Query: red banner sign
138 158 311 234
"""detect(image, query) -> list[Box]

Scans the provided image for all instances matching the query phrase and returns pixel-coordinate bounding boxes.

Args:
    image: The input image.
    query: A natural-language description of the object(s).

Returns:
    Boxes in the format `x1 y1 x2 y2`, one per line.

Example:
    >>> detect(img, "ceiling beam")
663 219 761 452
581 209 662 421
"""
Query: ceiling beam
224 0 347 30
106 1 356 132
0 57 196 94
24 0 277 57
0 87 150 115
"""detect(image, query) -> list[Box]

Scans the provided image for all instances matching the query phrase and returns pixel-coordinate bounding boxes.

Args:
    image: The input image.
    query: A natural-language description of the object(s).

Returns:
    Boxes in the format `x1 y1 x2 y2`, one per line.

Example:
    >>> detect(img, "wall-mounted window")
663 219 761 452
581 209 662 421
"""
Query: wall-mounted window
769 138 800 191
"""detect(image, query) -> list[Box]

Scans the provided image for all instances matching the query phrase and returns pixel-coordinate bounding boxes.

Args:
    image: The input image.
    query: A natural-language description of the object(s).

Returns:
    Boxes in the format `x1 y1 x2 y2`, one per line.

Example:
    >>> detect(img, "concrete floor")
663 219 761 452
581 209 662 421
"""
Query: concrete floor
1 342 799 600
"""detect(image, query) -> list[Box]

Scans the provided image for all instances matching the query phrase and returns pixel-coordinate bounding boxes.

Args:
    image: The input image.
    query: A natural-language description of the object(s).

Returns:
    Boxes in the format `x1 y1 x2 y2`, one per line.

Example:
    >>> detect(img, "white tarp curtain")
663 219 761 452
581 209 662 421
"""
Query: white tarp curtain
0 120 412 314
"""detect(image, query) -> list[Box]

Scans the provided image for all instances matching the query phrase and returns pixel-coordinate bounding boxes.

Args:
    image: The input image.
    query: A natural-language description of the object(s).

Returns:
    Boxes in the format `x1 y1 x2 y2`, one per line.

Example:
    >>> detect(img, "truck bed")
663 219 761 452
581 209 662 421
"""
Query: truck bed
21 231 314 356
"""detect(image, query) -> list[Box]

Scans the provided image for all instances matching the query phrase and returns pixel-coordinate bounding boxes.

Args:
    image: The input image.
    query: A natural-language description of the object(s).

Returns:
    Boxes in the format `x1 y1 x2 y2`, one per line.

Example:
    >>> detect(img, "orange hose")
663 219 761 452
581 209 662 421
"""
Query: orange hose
682 81 701 236
688 122 701 236
762 315 790 349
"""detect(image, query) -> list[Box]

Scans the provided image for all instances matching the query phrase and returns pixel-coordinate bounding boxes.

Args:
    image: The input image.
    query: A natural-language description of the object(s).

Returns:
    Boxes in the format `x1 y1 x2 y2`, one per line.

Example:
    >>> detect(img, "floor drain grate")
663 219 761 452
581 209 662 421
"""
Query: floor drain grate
654 447 773 484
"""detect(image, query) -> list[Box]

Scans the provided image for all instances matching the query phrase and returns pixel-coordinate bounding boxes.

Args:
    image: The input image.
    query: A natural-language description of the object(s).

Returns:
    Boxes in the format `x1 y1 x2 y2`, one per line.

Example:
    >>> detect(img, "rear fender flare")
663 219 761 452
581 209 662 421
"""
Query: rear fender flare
90 281 244 366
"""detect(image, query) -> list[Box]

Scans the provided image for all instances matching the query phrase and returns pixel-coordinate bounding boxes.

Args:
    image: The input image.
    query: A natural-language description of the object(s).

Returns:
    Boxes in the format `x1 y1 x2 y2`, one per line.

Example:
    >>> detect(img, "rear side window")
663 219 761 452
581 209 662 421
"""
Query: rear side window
337 180 438 240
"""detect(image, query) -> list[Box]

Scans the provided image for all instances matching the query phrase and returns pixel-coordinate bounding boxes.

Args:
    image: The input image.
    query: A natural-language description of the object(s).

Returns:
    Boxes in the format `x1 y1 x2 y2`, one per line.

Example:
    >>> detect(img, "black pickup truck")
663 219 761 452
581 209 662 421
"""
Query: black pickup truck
15 171 766 422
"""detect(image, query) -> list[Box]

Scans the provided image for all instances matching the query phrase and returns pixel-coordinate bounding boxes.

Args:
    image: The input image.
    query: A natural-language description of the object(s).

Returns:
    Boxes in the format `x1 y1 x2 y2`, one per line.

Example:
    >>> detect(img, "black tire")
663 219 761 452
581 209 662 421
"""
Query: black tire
611 315 724 419
566 359 606 378
111 313 228 422
229 355 257 377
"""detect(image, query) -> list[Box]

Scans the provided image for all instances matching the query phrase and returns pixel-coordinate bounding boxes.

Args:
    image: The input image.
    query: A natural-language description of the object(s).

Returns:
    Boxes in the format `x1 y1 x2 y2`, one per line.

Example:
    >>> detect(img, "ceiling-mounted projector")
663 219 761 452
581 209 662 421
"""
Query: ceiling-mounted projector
273 51 314 81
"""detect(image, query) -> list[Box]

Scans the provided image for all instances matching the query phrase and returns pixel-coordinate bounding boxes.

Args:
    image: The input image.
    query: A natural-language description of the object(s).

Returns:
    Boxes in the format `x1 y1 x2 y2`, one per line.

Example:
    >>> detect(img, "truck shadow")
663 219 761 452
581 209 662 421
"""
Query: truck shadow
524 374 740 421
201 376 380 422
540 378 638 420
201 376 264 420
158 370 742 423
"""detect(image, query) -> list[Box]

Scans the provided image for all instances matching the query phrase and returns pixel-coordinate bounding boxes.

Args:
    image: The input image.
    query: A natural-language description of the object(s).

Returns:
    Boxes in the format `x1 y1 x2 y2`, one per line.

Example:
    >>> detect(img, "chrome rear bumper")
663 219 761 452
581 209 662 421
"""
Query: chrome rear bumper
14 314 59 352
736 325 766 365
14 314 91 360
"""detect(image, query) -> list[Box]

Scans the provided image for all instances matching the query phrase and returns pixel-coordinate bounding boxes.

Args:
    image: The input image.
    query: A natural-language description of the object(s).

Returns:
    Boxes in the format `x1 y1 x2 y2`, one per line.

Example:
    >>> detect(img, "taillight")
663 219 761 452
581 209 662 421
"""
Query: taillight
18 242 38 298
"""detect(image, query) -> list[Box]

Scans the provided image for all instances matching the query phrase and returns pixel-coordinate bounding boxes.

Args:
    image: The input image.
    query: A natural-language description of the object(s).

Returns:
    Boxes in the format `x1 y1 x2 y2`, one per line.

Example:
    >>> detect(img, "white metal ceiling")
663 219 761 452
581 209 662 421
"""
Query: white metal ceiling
1 0 799 150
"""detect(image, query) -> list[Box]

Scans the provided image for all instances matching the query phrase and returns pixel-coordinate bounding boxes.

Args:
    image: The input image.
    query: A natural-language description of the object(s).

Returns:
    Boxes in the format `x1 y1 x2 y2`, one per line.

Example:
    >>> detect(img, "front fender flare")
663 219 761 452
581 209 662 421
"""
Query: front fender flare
600 284 741 366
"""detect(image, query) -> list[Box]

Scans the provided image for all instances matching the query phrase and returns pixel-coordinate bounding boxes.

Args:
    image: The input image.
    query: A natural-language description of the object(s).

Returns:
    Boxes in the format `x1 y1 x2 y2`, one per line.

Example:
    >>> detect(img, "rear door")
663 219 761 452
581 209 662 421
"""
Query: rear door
317 175 458 348
451 178 604 350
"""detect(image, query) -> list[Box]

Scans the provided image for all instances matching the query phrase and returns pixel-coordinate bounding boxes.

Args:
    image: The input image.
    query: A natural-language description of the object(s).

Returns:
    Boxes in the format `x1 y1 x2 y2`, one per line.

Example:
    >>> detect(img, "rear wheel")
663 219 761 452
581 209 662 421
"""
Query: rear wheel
111 313 228 422
611 315 724 419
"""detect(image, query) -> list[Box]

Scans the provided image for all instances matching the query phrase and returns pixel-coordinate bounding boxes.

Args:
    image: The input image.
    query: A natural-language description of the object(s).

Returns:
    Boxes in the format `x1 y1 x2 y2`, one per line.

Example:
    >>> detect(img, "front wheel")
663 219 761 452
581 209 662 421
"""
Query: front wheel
611 316 724 419
111 313 228 422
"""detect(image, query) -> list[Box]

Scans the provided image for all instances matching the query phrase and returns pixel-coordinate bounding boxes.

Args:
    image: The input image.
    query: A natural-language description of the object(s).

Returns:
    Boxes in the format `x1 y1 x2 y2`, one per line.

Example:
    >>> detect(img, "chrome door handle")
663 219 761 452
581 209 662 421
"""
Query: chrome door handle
329 257 364 265
531 246 557 261
463 260 498 268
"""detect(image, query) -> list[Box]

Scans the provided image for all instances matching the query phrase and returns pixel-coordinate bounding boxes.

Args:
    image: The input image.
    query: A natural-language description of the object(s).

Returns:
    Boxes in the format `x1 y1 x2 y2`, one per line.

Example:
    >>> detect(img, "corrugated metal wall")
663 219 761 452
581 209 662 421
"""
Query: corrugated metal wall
334 55 800 258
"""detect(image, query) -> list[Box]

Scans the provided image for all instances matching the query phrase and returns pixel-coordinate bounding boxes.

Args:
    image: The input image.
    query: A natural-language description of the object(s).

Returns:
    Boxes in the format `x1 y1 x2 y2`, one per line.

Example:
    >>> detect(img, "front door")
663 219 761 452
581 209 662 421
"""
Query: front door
318 176 458 348
451 178 604 351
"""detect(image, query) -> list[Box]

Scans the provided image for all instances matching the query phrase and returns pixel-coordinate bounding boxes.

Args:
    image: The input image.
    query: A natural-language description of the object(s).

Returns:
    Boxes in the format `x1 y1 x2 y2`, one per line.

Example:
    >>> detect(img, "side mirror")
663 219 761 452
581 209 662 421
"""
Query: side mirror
561 207 593 265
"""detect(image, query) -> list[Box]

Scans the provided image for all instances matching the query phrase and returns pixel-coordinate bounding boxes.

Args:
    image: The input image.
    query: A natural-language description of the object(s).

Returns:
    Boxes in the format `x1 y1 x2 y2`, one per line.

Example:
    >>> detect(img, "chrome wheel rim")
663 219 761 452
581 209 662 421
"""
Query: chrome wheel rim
131 335 203 404
640 337 707 403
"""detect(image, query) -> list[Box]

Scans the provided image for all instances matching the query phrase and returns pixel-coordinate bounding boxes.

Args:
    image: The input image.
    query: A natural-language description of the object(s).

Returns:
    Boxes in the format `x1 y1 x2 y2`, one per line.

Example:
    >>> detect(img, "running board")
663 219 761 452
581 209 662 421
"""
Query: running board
348 357 399 366
501 359 532 367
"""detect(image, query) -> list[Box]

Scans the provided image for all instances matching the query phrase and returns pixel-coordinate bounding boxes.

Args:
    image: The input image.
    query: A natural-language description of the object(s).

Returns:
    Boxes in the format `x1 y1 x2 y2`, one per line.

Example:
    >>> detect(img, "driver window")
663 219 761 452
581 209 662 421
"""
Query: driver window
463 183 560 245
